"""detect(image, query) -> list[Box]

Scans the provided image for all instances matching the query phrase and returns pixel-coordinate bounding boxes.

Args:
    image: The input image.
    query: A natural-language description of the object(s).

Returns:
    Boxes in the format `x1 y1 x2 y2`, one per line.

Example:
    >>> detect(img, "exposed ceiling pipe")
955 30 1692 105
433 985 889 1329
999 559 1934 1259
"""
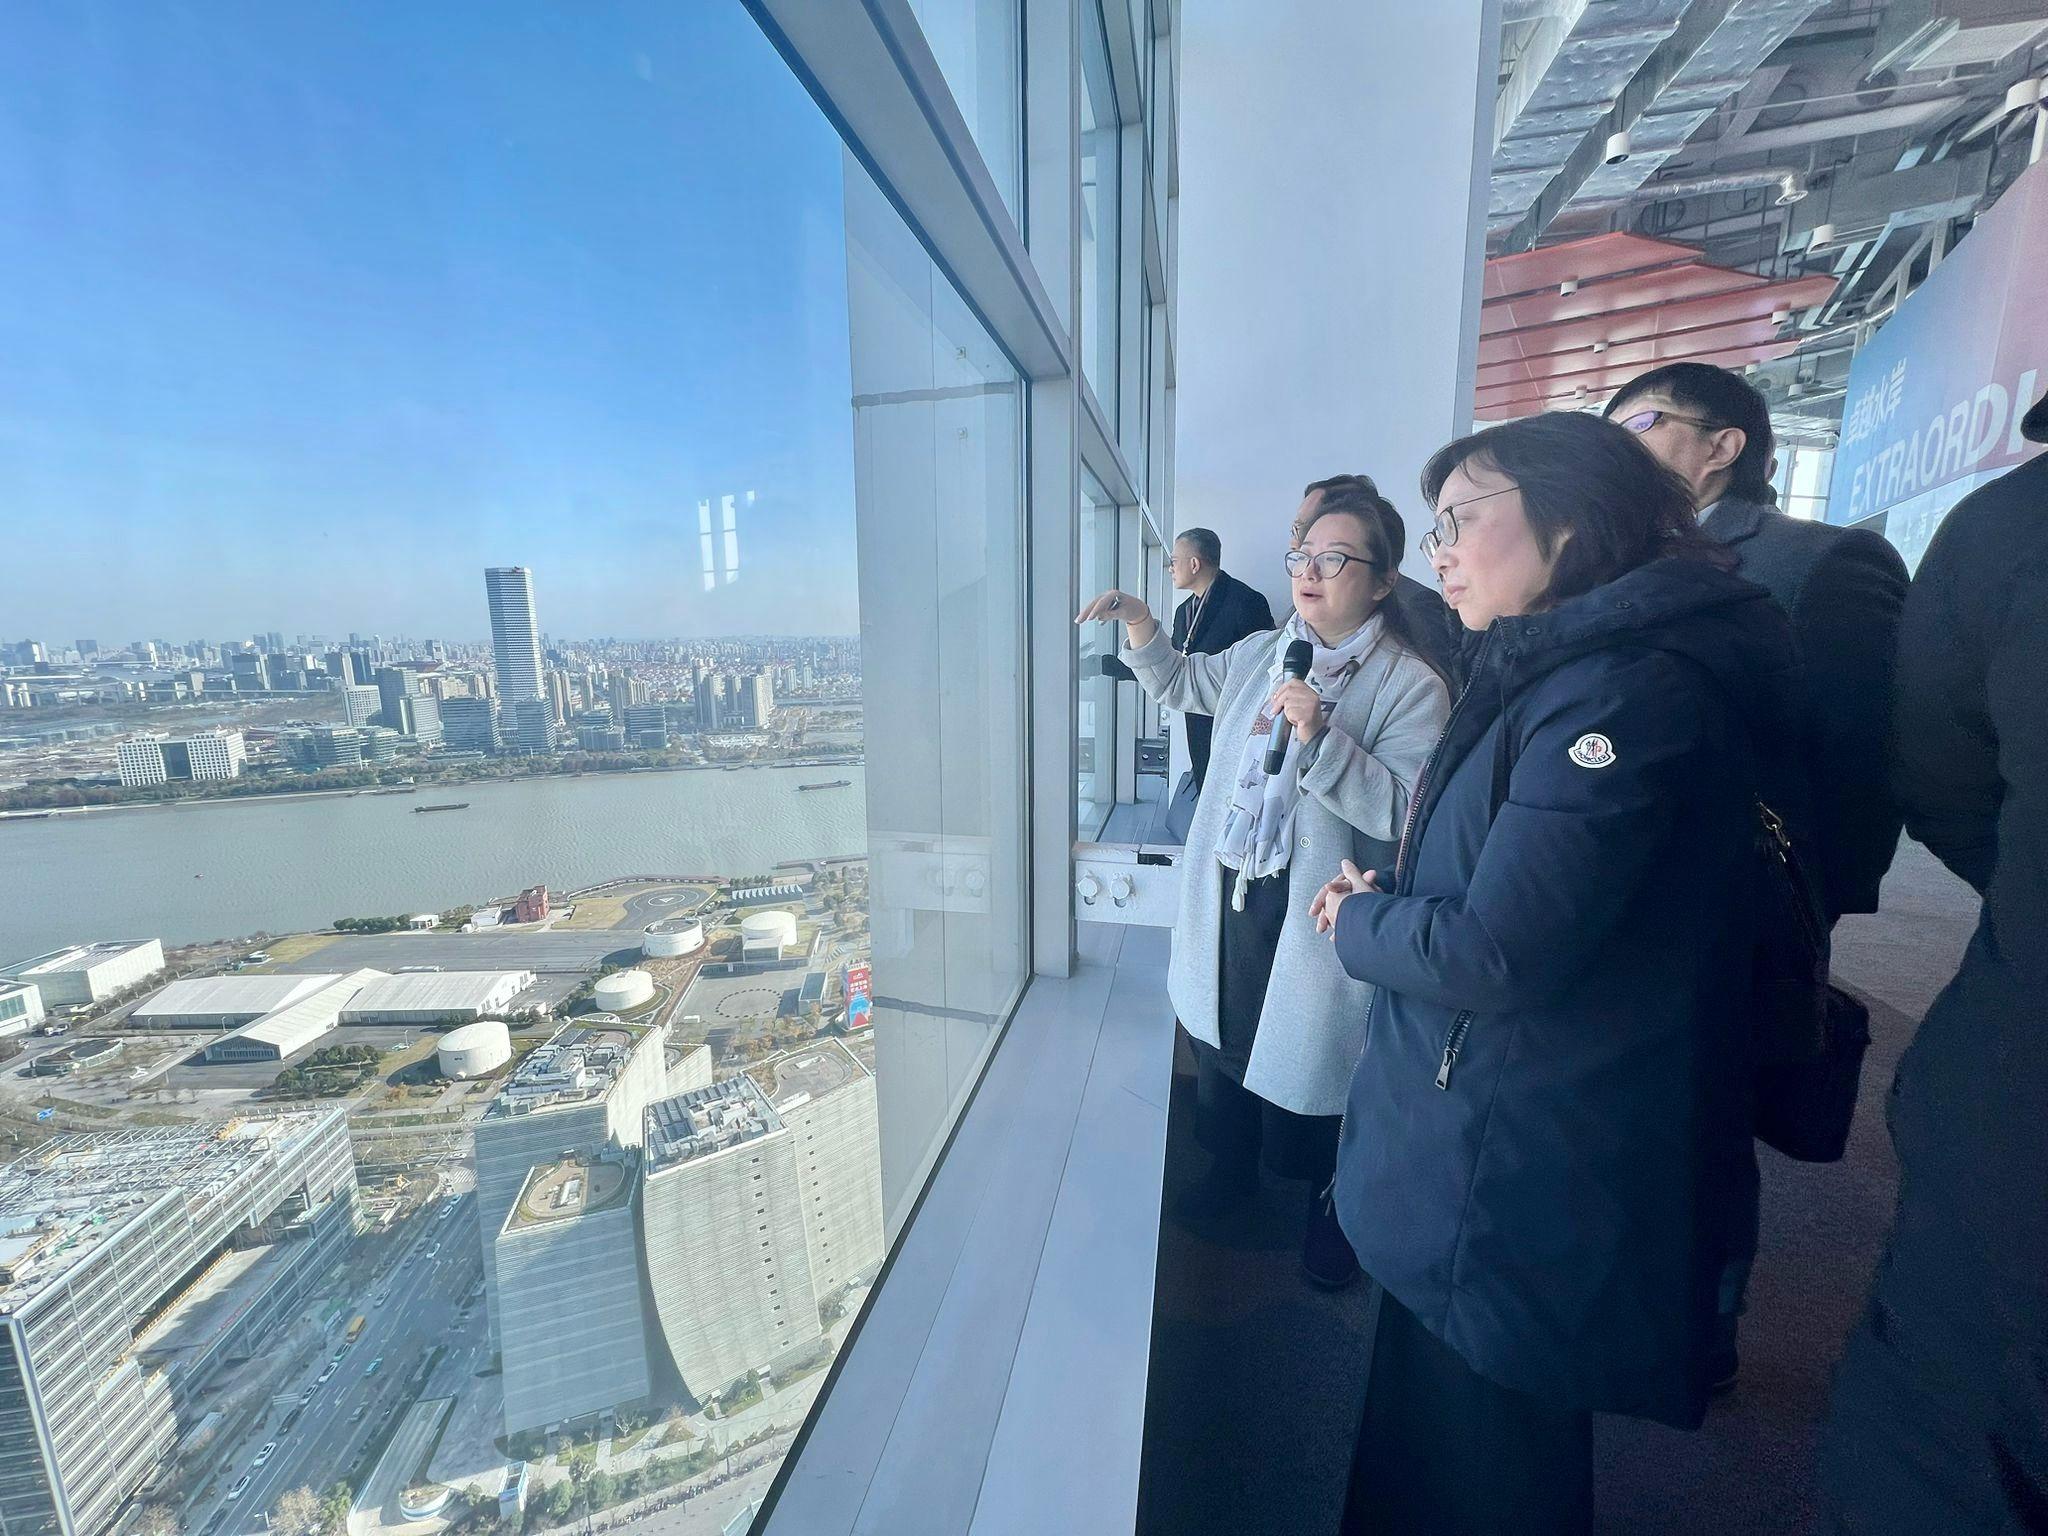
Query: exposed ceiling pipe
1703 94 1963 155
1576 163 1808 206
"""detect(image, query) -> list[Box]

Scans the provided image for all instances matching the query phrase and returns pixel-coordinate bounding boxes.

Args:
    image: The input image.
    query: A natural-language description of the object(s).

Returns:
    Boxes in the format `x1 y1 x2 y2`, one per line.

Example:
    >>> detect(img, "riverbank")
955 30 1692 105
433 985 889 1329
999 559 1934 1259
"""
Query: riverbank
0 756 865 822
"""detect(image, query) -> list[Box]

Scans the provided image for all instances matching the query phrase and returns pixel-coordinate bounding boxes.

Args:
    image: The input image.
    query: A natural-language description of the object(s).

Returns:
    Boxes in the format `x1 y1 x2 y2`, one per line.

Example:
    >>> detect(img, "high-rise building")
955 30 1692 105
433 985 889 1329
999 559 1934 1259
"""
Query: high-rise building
472 1022 677 1356
624 705 668 749
694 669 722 733
182 729 246 780
308 726 364 767
341 684 382 728
440 696 498 754
485 566 544 710
641 1077 824 1401
228 650 269 691
115 735 170 787
375 666 417 728
494 1149 654 1434
544 669 572 728
405 691 443 747
0 1114 357 1536
75 639 98 658
511 698 555 755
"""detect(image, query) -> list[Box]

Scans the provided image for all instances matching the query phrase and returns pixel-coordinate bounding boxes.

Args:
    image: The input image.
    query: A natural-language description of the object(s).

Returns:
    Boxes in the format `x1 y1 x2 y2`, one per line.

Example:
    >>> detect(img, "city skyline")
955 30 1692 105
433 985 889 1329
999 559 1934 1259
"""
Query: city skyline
0 2 865 640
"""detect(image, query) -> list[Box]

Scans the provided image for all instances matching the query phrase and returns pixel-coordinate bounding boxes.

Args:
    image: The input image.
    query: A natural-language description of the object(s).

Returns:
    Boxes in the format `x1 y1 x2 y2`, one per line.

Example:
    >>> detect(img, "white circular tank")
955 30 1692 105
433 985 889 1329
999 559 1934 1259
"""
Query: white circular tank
437 1019 512 1079
741 910 798 955
593 968 656 1011
643 918 705 959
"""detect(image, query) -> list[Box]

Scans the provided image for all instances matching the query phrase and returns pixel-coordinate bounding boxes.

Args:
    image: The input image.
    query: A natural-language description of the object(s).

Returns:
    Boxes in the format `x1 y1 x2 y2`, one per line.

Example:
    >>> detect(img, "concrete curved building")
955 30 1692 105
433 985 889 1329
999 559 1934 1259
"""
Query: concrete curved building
593 969 655 1012
439 1020 513 1079
642 917 705 959
740 909 798 961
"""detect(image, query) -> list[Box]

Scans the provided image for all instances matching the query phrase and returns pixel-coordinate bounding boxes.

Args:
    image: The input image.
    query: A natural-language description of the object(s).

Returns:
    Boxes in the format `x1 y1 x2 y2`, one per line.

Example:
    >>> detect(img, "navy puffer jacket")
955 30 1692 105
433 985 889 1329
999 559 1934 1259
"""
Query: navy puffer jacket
1331 555 1807 1429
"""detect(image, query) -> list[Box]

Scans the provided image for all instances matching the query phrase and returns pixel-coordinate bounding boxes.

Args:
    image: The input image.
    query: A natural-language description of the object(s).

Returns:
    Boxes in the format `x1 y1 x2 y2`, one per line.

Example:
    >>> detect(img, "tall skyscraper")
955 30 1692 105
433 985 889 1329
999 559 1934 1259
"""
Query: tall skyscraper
485 567 544 710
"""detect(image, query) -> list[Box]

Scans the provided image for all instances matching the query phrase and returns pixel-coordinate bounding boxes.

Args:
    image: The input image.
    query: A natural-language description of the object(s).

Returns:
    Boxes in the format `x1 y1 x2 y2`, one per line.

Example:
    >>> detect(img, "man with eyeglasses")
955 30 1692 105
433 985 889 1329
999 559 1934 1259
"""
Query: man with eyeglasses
1604 361 1909 1392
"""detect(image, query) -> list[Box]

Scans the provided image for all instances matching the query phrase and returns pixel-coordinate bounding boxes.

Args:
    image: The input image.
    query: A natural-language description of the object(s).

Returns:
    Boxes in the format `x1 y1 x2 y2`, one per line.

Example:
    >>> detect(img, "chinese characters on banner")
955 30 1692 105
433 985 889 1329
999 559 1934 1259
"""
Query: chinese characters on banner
1829 156 2048 569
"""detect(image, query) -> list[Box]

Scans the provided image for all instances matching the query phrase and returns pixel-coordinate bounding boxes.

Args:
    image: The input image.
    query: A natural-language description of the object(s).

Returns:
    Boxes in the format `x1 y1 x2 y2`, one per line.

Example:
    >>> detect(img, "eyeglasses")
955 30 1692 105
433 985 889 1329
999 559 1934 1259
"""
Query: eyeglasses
1420 483 1520 559
1616 407 1718 436
1283 549 1380 580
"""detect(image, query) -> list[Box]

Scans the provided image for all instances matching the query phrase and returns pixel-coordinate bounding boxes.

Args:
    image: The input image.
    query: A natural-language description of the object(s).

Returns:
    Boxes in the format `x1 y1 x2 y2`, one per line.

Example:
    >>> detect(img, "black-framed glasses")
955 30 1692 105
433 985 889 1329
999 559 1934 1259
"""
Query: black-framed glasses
1616 407 1718 436
1283 549 1380 580
1420 483 1520 559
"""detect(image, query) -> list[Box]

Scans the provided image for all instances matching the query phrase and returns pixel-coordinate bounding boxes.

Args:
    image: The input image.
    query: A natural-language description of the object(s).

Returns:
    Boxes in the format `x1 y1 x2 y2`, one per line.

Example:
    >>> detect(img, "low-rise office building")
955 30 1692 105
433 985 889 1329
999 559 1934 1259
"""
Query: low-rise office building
0 981 45 1039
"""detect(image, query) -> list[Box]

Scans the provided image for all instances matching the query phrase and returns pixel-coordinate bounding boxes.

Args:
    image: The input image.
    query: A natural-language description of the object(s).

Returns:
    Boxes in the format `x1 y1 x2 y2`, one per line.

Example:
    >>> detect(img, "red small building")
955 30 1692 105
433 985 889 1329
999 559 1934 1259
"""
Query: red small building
513 884 550 924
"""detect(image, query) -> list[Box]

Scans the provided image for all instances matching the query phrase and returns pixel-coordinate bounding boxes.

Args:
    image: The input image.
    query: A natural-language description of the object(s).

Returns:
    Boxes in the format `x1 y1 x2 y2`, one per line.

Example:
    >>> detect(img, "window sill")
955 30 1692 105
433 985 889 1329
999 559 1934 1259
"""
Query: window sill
759 921 1174 1535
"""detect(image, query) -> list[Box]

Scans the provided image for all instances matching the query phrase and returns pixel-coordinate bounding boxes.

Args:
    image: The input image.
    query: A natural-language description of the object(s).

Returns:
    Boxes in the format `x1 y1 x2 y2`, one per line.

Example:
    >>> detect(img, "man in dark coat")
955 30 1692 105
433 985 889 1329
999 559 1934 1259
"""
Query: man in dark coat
1163 527 1273 792
1607 361 1909 1384
1817 395 2048 1534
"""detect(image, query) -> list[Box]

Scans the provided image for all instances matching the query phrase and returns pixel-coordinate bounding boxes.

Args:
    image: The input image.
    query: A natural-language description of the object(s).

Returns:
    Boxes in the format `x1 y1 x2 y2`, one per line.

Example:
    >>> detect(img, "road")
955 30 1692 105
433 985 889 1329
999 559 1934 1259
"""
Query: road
192 1190 484 1536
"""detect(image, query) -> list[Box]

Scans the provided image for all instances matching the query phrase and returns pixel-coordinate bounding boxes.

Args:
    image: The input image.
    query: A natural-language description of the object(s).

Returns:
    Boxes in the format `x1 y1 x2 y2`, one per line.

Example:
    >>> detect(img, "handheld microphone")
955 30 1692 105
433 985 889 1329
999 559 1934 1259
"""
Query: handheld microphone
1262 639 1316 775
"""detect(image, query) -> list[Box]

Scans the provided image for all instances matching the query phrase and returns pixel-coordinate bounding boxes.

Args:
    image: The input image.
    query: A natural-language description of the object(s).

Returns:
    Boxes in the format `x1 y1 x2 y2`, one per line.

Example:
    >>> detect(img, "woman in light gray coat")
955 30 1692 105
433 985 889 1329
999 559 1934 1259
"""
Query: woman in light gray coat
1076 477 1449 1284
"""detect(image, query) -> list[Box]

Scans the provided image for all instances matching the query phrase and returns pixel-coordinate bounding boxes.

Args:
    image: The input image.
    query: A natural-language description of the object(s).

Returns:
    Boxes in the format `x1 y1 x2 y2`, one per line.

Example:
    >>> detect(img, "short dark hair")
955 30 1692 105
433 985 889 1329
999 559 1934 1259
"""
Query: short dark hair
1421 412 1731 612
1605 361 1776 504
1175 527 1222 567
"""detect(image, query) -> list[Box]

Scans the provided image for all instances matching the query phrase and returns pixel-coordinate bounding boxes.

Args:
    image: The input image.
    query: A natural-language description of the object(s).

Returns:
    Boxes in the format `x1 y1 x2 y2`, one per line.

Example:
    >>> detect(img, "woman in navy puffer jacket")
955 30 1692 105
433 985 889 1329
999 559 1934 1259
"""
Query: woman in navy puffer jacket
1311 412 1810 1533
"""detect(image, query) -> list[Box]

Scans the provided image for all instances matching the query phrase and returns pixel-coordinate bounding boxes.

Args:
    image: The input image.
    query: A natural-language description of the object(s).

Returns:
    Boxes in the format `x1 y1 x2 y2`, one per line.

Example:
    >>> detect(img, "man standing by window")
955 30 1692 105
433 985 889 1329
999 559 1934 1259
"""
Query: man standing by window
1605 361 1909 1390
1166 528 1273 793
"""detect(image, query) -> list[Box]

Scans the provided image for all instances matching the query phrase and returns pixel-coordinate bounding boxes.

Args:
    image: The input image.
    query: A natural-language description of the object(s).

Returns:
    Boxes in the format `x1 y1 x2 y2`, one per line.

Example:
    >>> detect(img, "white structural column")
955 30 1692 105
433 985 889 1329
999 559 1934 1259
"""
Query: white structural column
1174 1 1501 615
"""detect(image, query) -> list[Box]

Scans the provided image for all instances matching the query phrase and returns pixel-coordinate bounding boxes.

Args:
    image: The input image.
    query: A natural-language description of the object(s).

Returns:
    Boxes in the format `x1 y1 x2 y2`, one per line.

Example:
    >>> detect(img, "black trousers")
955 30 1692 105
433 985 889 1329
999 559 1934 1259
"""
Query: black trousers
1191 861 1341 1184
1342 1282 1593 1535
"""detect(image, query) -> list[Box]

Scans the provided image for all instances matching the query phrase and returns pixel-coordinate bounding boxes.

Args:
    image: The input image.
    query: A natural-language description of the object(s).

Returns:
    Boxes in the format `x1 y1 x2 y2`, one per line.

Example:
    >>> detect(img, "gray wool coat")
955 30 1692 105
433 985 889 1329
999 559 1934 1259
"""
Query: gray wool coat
1122 620 1451 1117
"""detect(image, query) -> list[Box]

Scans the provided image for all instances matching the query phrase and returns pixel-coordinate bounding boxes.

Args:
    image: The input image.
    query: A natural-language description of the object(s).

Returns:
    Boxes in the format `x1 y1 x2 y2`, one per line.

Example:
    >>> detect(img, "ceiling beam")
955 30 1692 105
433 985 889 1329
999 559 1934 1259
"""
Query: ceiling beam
1497 0 1743 255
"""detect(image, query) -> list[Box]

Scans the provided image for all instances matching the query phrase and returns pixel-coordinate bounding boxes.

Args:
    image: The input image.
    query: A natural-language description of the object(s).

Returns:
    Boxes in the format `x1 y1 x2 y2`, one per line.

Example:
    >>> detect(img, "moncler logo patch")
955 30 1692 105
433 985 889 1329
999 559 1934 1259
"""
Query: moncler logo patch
1568 732 1616 769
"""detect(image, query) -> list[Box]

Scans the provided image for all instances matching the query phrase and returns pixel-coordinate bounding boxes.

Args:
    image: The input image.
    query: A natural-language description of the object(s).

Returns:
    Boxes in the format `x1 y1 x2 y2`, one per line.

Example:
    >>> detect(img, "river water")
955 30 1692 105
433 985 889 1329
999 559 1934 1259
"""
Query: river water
0 766 868 955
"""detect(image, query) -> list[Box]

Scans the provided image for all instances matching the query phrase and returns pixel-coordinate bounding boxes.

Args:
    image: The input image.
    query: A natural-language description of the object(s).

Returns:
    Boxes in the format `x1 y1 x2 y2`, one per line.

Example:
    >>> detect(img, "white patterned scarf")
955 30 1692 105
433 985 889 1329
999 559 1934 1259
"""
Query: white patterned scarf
1215 612 1386 911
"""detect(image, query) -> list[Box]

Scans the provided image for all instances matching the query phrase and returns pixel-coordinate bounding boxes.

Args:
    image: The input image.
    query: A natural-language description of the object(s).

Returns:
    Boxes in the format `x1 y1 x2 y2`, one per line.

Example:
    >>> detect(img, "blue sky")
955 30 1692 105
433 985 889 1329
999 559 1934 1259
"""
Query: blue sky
0 2 863 640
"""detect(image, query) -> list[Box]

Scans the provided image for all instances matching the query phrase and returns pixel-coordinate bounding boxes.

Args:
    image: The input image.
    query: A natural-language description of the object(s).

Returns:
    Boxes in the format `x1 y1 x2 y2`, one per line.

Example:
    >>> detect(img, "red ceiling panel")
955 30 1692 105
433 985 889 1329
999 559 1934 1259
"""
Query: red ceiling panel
1481 263 1763 336
1479 274 1838 369
1481 232 1707 301
1475 233 1838 423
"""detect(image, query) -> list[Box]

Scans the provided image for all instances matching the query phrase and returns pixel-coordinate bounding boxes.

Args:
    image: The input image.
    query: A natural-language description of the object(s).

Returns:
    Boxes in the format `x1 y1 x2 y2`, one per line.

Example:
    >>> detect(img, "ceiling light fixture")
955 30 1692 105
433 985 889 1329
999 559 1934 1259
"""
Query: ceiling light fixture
1775 171 1809 205
2003 77 2044 115
1591 340 1608 354
1603 130 1633 166
1809 222 1837 247
1772 307 1792 326
1560 278 1580 296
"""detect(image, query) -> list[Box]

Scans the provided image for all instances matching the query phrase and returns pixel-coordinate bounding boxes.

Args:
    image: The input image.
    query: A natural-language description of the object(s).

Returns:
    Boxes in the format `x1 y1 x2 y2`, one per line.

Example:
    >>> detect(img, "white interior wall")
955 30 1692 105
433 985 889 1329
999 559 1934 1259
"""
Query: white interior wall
1173 1 1501 622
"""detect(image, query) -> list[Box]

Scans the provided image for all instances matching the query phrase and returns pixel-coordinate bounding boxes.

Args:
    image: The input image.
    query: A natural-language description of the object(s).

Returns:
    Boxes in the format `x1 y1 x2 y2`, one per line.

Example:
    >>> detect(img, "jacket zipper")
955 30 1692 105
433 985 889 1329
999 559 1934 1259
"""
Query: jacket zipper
1435 1009 1473 1090
1322 631 1498 1209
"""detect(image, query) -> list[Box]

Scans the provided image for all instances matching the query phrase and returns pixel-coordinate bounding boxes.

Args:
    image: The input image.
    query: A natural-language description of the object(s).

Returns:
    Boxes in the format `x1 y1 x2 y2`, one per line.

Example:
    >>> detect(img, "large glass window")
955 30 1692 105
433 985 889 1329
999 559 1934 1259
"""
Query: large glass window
910 0 1022 220
0 6 1024 1535
1076 474 1121 839
1080 0 1122 425
1772 444 1835 522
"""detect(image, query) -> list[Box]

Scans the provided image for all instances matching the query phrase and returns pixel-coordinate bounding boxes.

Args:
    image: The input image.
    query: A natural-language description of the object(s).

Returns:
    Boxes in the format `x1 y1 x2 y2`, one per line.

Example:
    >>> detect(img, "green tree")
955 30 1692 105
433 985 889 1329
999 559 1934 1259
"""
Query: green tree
319 1483 354 1533
543 1478 573 1522
586 1470 617 1510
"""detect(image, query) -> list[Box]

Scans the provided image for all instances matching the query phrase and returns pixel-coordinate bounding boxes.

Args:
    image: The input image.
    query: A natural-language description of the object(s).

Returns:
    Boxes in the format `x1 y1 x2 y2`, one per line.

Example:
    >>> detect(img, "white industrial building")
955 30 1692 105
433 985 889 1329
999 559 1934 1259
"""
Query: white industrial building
132 973 341 1029
439 1020 513 1079
740 910 798 962
115 735 171 787
3 939 165 1007
593 969 655 1012
203 969 386 1063
0 981 46 1038
642 917 705 959
339 969 536 1024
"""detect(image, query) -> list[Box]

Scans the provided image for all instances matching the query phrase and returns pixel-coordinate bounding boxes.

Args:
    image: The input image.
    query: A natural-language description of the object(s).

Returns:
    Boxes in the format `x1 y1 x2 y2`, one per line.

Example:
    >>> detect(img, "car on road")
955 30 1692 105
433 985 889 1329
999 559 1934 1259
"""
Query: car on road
299 1385 315 1405
439 1198 459 1219
334 1343 351 1361
364 1357 383 1376
279 1408 301 1435
254 1441 277 1467
427 1244 440 1259
317 1364 335 1384
402 1252 416 1267
350 1403 368 1423
374 1290 389 1305
227 1476 251 1501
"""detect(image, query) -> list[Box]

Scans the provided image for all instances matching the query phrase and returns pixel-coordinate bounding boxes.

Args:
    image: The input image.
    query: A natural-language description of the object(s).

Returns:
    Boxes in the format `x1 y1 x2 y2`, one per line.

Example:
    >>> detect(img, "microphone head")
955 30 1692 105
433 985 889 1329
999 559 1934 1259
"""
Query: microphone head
1283 639 1314 679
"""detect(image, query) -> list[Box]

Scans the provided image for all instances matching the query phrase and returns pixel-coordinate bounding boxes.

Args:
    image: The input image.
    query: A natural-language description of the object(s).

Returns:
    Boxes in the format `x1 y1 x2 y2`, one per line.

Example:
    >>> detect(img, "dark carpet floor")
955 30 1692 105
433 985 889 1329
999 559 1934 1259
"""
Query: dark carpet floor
1136 840 1981 1536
